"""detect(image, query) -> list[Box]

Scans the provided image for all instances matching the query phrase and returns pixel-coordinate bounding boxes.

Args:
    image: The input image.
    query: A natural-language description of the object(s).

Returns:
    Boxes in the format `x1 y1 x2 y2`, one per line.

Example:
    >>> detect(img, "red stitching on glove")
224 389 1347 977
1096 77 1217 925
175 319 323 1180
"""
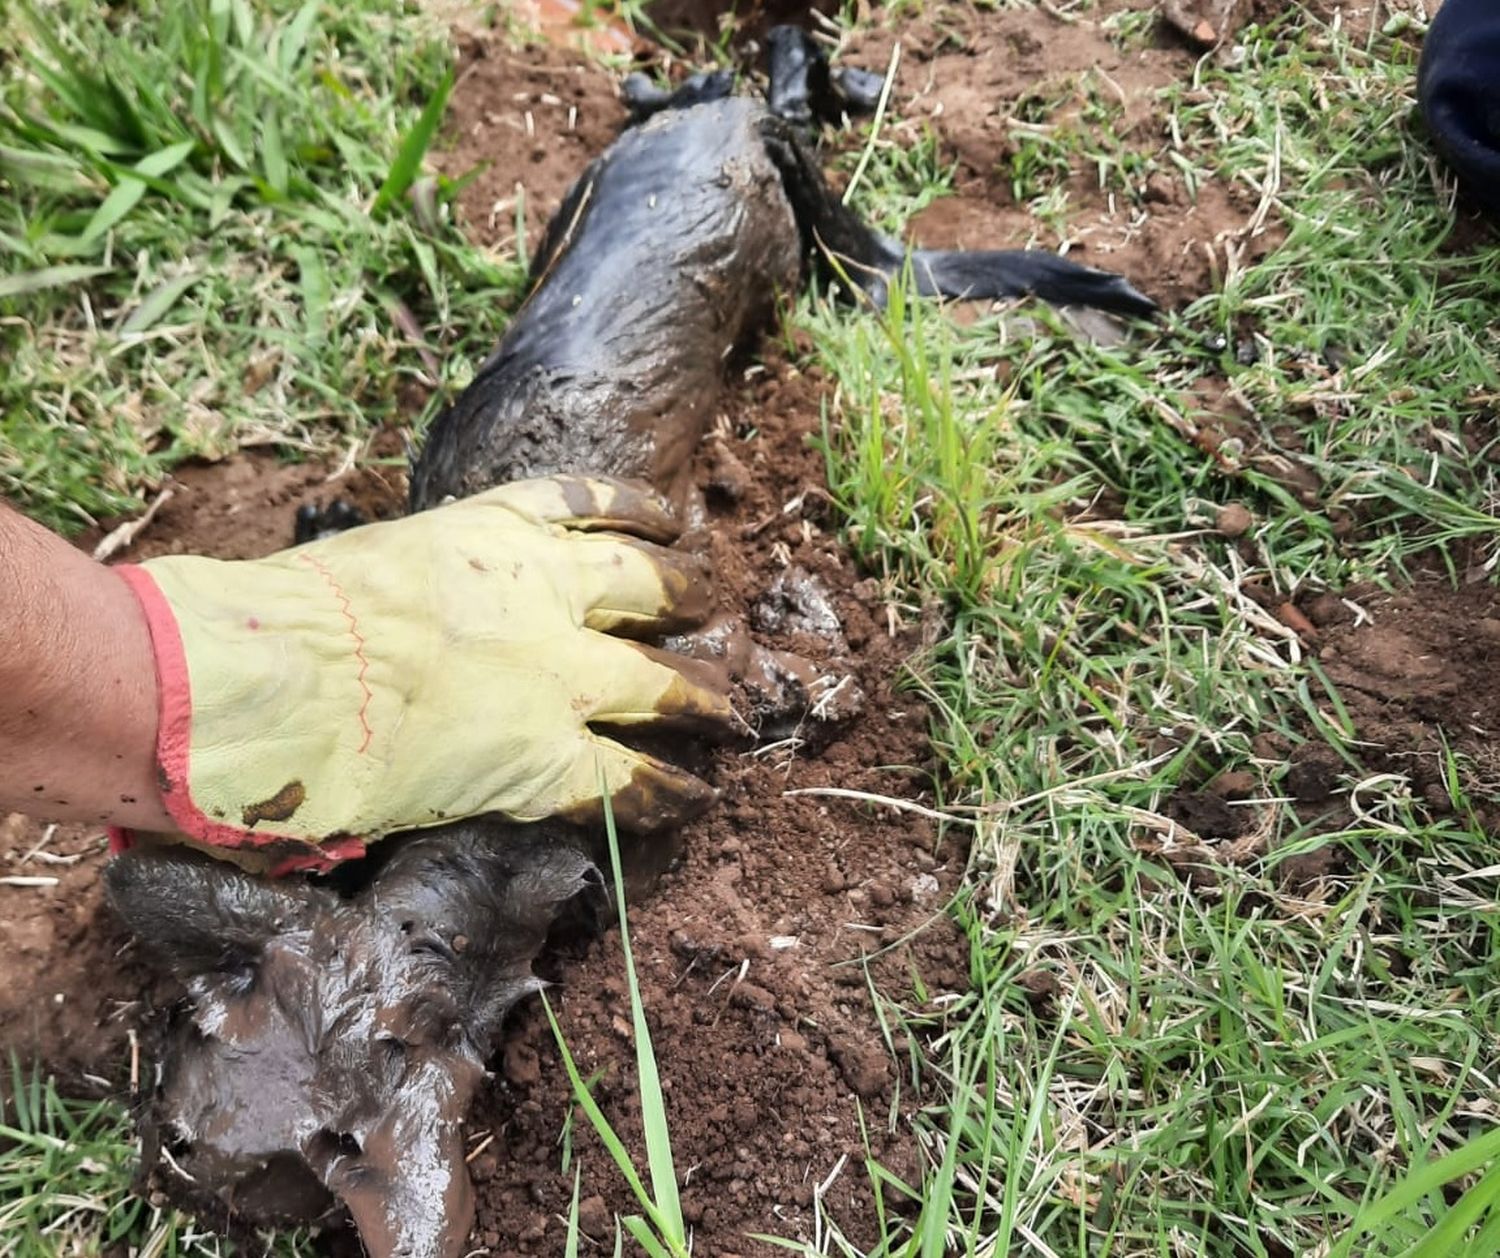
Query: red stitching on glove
297 553 374 754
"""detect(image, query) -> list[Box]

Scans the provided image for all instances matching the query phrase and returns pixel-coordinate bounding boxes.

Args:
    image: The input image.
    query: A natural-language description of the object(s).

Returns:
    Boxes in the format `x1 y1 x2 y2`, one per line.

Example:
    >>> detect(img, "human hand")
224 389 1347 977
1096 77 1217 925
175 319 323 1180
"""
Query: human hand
117 475 730 871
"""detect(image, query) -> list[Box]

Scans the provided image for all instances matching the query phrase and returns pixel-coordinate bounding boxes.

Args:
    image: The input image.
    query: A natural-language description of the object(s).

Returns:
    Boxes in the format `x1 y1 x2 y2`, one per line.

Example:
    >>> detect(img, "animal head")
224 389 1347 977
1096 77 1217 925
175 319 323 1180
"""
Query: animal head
106 827 599 1258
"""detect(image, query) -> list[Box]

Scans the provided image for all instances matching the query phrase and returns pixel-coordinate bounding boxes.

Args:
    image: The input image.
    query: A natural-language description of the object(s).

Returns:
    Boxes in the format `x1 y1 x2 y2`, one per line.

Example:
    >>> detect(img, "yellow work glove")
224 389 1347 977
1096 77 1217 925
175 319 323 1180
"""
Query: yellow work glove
114 475 730 874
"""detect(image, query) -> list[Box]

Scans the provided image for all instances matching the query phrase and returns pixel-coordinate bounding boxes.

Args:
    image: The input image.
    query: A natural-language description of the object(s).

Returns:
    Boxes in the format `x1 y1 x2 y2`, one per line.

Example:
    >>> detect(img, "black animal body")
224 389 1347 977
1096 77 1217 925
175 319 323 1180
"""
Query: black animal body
410 70 1153 509
107 38 1155 1258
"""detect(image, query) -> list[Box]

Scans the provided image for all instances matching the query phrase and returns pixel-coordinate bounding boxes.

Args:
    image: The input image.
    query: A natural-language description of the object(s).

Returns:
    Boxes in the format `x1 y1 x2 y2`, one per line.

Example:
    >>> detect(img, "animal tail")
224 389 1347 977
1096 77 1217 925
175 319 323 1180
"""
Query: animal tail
759 115 1159 320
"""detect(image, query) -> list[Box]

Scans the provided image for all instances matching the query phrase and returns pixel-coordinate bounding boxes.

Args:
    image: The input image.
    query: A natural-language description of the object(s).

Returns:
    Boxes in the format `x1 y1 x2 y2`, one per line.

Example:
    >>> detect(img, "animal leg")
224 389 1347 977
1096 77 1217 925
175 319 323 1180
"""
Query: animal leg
759 117 1158 319
765 26 883 125
622 68 736 123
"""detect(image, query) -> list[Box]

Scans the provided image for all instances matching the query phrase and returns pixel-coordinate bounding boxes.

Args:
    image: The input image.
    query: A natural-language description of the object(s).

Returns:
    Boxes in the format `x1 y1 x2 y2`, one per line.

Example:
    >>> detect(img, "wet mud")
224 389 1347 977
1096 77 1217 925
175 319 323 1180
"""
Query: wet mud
109 829 598 1258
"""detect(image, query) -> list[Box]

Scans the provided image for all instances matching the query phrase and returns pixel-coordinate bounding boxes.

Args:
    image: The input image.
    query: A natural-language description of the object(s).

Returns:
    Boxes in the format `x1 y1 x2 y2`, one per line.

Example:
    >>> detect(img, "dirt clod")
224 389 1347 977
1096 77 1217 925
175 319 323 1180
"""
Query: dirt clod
1216 502 1254 537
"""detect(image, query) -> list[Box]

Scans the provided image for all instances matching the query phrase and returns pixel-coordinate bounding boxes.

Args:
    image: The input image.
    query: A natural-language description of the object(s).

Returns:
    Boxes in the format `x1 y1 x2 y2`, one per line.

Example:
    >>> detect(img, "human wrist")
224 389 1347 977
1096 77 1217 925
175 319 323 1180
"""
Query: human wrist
118 552 383 868
0 503 173 832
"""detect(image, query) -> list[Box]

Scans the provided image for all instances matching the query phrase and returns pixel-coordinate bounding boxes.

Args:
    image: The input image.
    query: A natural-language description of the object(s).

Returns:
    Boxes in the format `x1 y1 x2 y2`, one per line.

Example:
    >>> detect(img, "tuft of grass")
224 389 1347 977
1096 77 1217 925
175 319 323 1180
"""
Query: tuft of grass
0 1060 313 1256
791 3 1500 1255
543 791 689 1257
0 0 525 534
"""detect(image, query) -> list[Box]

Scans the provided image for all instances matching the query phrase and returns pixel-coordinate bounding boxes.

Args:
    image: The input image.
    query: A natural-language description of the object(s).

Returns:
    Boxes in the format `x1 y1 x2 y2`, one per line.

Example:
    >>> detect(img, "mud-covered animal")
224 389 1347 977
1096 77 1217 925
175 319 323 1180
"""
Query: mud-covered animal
409 67 1153 510
111 831 598 1256
107 33 1155 1258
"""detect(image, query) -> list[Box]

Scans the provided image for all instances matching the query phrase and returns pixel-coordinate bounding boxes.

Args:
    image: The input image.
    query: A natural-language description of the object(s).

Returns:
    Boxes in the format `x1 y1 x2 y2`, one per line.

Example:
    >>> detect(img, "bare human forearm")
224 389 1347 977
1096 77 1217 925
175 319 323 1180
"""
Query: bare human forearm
0 503 174 831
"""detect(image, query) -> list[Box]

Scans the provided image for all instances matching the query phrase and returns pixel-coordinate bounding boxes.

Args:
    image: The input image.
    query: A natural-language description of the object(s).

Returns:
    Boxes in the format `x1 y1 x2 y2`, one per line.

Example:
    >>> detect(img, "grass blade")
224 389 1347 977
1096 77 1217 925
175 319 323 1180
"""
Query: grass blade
565 1166 582 1258
121 272 202 335
279 0 321 76
0 264 110 298
602 797 685 1243
263 110 288 196
623 1216 674 1258
1331 1126 1500 1256
540 993 678 1245
372 67 453 215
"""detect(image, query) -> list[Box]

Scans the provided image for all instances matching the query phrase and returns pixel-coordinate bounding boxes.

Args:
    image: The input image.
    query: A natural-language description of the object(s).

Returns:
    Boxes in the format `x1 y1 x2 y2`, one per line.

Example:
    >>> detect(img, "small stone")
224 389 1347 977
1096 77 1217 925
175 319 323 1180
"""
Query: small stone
1163 0 1251 47
868 880 895 907
909 872 941 902
1215 503 1253 537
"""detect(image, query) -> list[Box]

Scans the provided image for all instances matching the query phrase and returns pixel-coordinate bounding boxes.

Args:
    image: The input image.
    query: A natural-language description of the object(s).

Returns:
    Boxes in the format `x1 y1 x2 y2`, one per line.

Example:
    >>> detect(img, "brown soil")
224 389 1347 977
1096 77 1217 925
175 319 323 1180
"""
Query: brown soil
843 2 1284 312
644 0 838 49
463 349 970 1254
1153 579 1500 894
1286 580 1500 864
434 36 627 263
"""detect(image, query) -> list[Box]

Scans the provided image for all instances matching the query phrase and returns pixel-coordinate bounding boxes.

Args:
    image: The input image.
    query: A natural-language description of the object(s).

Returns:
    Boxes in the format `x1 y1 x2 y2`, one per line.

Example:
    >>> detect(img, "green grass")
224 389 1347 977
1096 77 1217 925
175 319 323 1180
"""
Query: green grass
0 0 525 534
5 0 1500 1255
544 795 690 1257
0 1061 313 1256
783 4 1500 1254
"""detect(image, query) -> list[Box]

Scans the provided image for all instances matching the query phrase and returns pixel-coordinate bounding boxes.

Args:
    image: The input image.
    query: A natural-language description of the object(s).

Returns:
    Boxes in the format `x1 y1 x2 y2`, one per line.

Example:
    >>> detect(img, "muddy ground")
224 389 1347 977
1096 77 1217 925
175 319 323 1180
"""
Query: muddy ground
2 0 1492 1253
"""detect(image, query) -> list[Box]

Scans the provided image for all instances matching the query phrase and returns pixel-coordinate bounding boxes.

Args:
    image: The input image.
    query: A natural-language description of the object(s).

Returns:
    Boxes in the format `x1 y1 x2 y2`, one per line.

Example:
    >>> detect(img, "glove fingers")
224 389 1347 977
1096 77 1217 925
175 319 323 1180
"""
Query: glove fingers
569 737 720 834
585 638 733 734
476 475 682 543
570 534 716 636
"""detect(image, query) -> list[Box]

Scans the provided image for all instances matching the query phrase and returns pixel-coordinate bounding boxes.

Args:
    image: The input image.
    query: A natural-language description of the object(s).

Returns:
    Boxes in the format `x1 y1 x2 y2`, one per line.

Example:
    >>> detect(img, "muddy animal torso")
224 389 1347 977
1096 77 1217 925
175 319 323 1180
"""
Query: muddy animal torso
410 99 801 509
